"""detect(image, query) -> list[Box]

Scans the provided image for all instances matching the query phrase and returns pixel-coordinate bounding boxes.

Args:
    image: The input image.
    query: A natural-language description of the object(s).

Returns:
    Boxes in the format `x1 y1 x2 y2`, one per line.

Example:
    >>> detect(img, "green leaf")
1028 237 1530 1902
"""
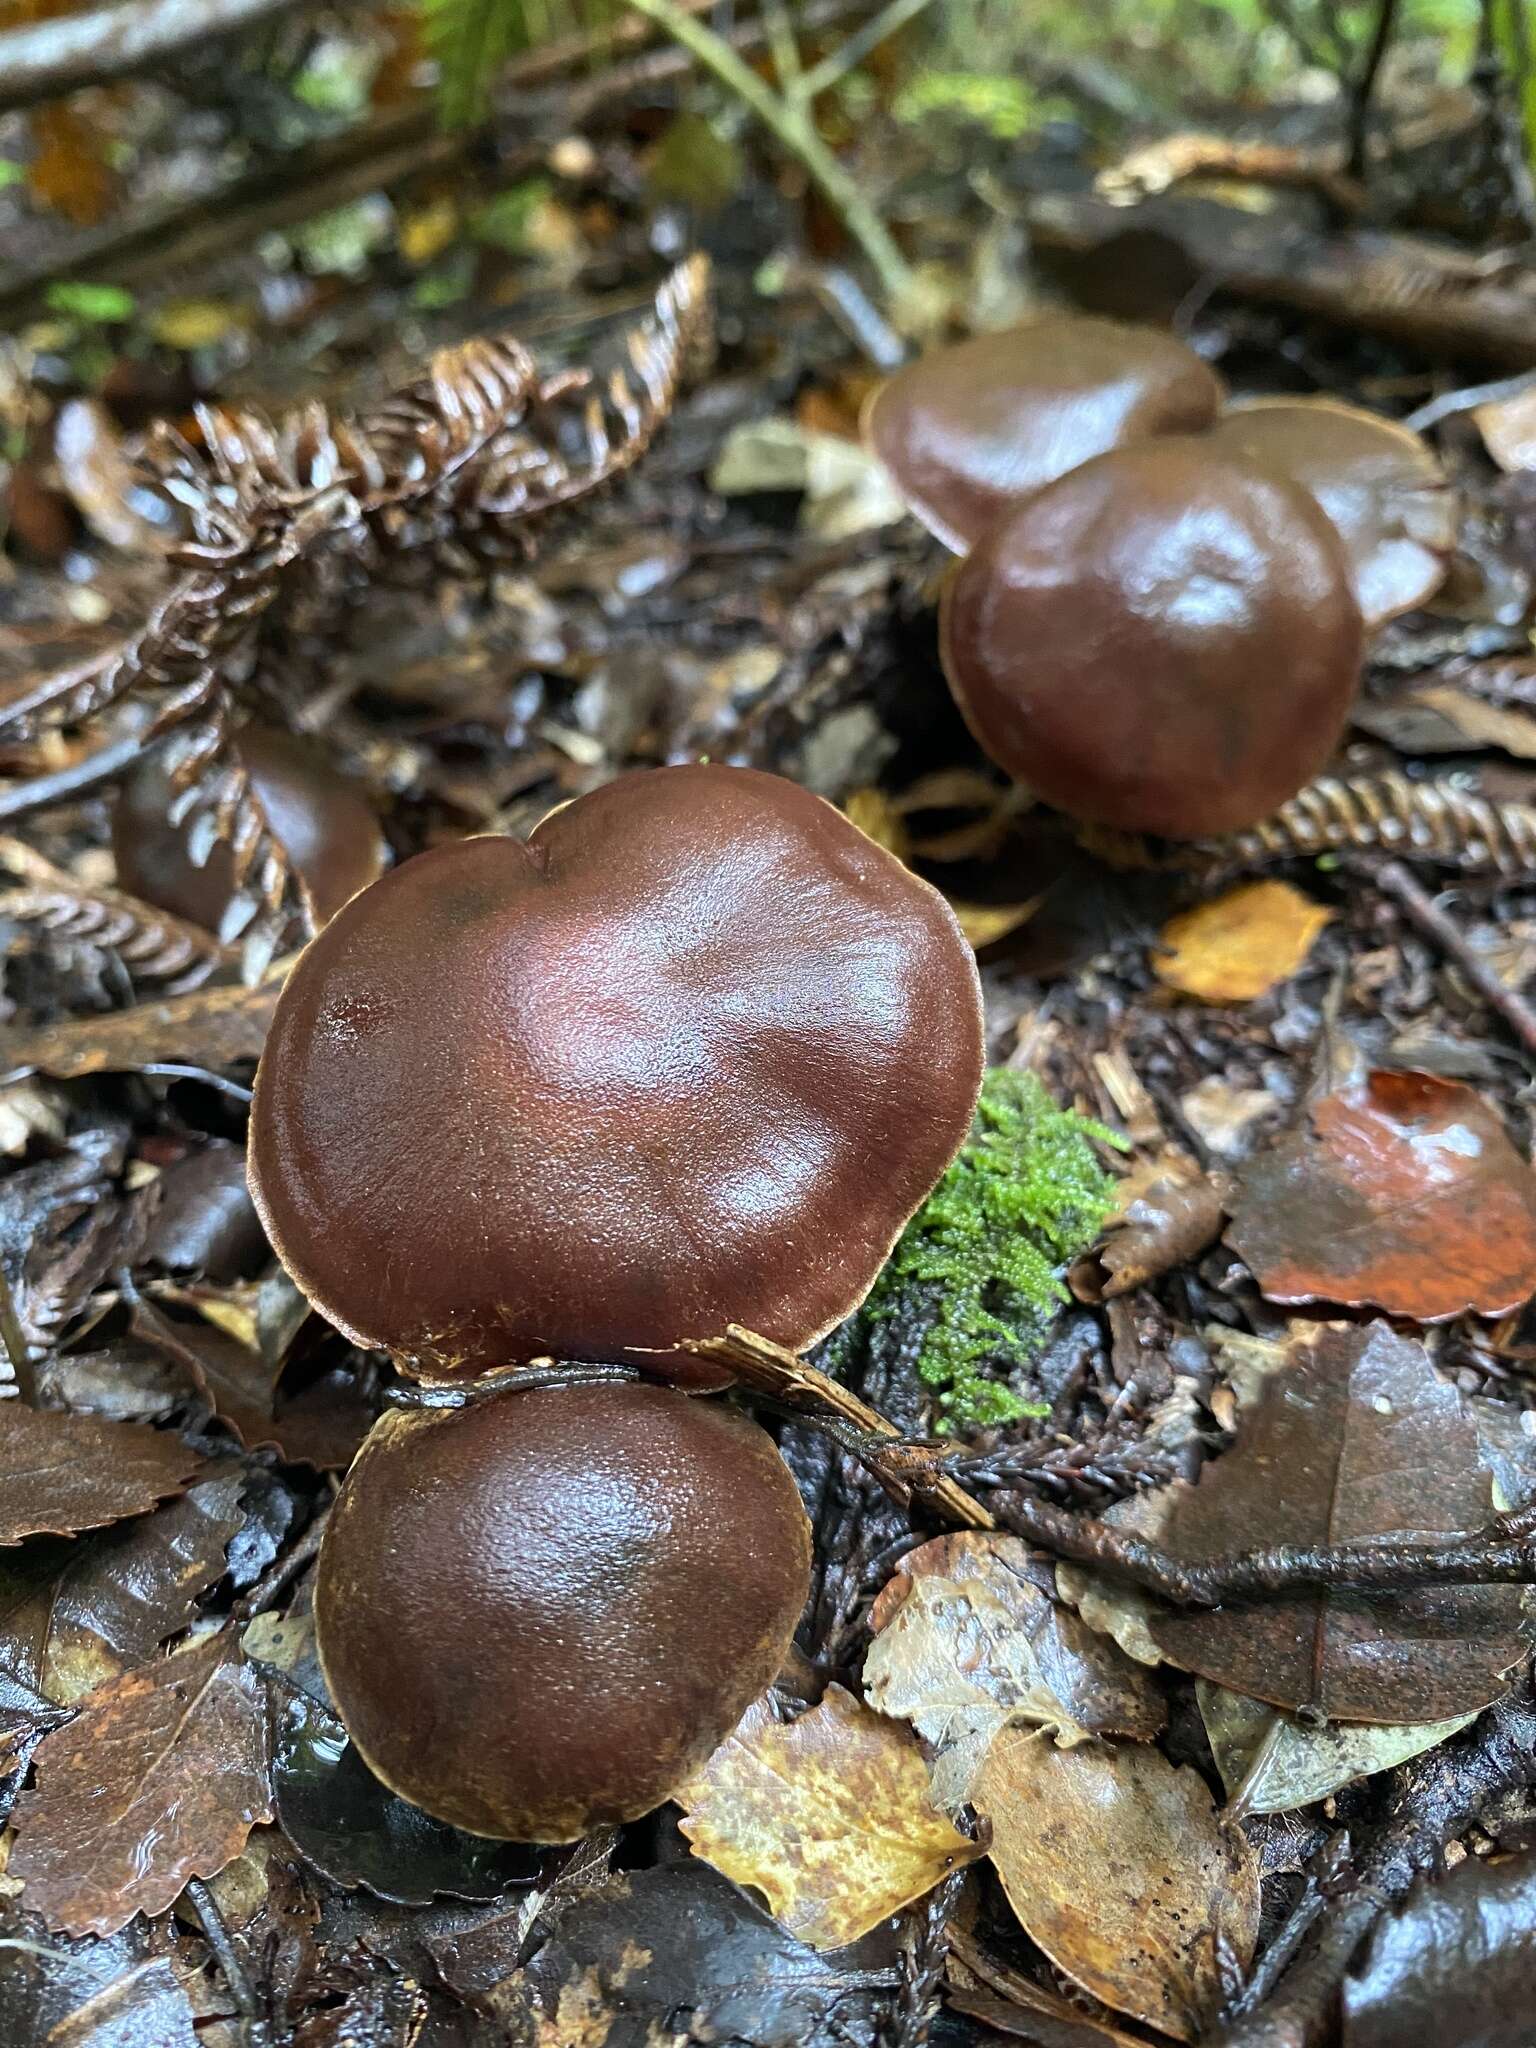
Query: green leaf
44 281 135 324
421 0 623 129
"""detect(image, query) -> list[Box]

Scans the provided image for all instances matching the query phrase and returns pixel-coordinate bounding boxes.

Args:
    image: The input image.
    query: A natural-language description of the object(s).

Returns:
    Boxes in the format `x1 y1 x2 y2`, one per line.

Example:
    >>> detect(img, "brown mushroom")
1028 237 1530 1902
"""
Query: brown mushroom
314 1379 811 1841
1206 397 1457 627
939 439 1365 839
864 315 1225 553
113 724 386 934
248 763 983 1386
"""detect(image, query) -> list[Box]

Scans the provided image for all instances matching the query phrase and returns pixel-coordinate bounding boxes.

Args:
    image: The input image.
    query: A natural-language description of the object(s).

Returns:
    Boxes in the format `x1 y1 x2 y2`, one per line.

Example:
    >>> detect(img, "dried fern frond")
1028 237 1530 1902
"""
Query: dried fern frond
0 838 230 988
1081 770 1536 882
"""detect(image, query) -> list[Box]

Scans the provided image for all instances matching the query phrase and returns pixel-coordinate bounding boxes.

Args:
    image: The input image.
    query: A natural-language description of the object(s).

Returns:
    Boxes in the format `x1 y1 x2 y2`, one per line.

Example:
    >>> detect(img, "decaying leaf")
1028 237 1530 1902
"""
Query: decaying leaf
0 1406 203 1545
0 1924 201 2048
973 1729 1259 2041
498 1863 899 2048
9 1628 272 1935
864 1533 1163 1805
1227 1069 1536 1320
1196 1680 1477 1816
1152 880 1331 1002
1070 1154 1226 1302
1152 1323 1525 1720
1344 1845 1536 2048
0 974 285 1082
0 1472 246 1704
1056 1484 1184 1669
677 1683 980 1949
1353 682 1536 760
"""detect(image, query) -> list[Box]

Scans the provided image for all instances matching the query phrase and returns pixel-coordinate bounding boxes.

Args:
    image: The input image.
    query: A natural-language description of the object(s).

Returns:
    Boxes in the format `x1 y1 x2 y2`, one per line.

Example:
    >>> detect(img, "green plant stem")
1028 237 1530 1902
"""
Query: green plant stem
762 0 803 91
794 0 934 104
622 0 918 309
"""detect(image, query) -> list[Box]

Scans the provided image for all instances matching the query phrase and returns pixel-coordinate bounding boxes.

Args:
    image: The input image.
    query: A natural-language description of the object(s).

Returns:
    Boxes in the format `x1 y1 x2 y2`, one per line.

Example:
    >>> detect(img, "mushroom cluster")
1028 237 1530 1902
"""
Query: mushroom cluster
249 761 985 1840
865 315 1458 838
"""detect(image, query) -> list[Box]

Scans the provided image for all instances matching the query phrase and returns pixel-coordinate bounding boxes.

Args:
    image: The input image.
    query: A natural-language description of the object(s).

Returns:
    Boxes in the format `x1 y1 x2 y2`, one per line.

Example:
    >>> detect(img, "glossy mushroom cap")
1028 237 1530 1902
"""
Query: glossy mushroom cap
315 1381 812 1841
113 724 386 933
940 439 1365 839
248 763 983 1385
1206 397 1457 628
864 316 1225 553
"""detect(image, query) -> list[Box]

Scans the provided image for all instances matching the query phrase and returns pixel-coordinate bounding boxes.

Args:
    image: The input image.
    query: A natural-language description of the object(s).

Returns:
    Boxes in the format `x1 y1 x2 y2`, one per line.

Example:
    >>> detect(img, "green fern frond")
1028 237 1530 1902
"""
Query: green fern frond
421 0 624 127
868 1068 1126 1431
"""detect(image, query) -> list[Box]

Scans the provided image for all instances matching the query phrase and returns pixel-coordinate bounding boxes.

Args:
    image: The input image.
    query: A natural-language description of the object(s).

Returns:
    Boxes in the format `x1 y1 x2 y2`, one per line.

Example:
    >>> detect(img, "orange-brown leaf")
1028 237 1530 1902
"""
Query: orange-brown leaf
29 103 115 227
0 1406 203 1545
1153 880 1331 1002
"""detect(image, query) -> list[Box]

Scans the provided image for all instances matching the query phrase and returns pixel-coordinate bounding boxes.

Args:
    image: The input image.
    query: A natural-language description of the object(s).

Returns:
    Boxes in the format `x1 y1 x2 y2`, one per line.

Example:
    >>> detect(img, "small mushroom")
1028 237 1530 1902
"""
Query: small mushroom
113 724 386 933
314 1379 812 1841
939 439 1364 839
864 315 1225 553
248 763 983 1385
1206 396 1457 627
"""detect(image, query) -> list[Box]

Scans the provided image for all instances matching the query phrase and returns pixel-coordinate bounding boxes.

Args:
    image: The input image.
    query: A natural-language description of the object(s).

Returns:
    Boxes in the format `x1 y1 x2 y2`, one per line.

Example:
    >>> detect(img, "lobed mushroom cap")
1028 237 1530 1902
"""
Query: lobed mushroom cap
939 439 1365 839
113 723 386 932
864 315 1225 553
313 1381 812 1842
247 763 984 1385
1206 396 1457 628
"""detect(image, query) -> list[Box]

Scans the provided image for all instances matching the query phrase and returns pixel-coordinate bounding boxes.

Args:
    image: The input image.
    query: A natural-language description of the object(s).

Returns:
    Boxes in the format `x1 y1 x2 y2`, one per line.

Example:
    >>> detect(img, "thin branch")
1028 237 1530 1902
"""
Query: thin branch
794 0 936 104
0 0 305 114
0 730 146 824
1346 0 1402 180
184 1876 270 2047
1367 857 1536 1058
622 0 919 309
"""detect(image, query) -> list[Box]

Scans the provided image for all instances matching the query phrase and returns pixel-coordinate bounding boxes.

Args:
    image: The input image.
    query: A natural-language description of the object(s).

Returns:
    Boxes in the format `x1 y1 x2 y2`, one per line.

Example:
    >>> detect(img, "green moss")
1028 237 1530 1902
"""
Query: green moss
868 1068 1124 1430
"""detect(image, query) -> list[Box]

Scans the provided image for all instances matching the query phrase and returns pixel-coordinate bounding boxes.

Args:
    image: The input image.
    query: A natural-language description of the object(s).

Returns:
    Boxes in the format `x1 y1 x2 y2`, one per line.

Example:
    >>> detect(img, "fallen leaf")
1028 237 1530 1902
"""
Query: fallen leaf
496 1863 899 2048
948 895 1045 951
1151 1323 1525 1720
1475 383 1536 471
864 1533 1163 1805
0 1926 201 2048
148 298 248 350
53 398 165 554
1196 1680 1477 1816
709 417 909 539
0 1474 245 1704
1070 1154 1226 1301
1353 683 1536 760
948 1926 1153 2048
0 1406 203 1545
29 103 114 226
9 1628 272 1935
973 1729 1259 2041
677 1683 980 1949
131 1294 283 1450
0 974 284 1081
1344 1844 1536 2048
1228 1069 1536 1321
1056 1484 1184 1669
1153 880 1331 1002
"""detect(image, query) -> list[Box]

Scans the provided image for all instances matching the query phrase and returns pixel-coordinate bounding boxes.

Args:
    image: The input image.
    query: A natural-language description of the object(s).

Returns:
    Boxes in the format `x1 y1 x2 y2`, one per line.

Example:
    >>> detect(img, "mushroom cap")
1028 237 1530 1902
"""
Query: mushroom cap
113 724 386 931
248 763 984 1385
1206 397 1457 627
314 1381 812 1841
939 439 1365 839
864 315 1225 553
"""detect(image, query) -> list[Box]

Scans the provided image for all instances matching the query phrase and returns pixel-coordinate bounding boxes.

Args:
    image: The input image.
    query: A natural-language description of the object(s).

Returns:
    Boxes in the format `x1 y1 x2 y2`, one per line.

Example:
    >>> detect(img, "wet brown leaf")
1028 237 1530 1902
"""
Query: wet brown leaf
0 1405 203 1545
10 1627 272 1935
1152 1323 1525 1720
1227 1069 1536 1320
864 1533 1163 1806
1152 881 1332 1002
973 1729 1259 2042
677 1683 980 1949
131 1294 283 1450
0 975 284 1082
1070 1155 1227 1302
0 1925 201 2048
0 1474 246 1704
1344 1845 1536 2048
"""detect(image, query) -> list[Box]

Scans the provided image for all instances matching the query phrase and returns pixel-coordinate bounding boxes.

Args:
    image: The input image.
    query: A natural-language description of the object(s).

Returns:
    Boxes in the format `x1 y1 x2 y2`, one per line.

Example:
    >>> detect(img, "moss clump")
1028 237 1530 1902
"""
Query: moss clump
869 1068 1123 1429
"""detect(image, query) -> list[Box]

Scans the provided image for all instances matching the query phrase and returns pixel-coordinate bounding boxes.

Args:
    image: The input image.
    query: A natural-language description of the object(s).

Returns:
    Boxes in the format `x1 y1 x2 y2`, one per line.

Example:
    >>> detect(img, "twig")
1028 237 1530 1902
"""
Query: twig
622 0 919 310
0 730 146 824
184 1875 270 2047
234 1506 330 1622
1346 0 1401 180
988 1491 1536 1603
1367 857 1536 1057
1406 366 1536 432
0 0 304 112
682 1326 996 1530
0 1265 41 1408
1224 1833 1352 2023
794 0 936 103
1215 1673 1536 2047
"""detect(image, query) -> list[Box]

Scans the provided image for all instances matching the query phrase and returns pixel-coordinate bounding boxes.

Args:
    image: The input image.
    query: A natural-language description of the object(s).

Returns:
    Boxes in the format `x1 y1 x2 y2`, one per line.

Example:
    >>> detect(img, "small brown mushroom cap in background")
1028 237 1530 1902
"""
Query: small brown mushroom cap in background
313 1380 812 1842
1205 397 1458 627
113 723 386 933
864 315 1225 553
248 763 984 1386
940 439 1365 839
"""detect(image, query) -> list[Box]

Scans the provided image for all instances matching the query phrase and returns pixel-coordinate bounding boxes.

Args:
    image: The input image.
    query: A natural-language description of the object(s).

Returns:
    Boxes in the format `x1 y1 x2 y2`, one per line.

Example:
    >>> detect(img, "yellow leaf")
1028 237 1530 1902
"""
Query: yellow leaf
398 195 459 266
974 1731 1259 2040
676 1683 980 1949
149 300 245 351
1153 880 1331 1003
843 786 910 859
950 895 1042 950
